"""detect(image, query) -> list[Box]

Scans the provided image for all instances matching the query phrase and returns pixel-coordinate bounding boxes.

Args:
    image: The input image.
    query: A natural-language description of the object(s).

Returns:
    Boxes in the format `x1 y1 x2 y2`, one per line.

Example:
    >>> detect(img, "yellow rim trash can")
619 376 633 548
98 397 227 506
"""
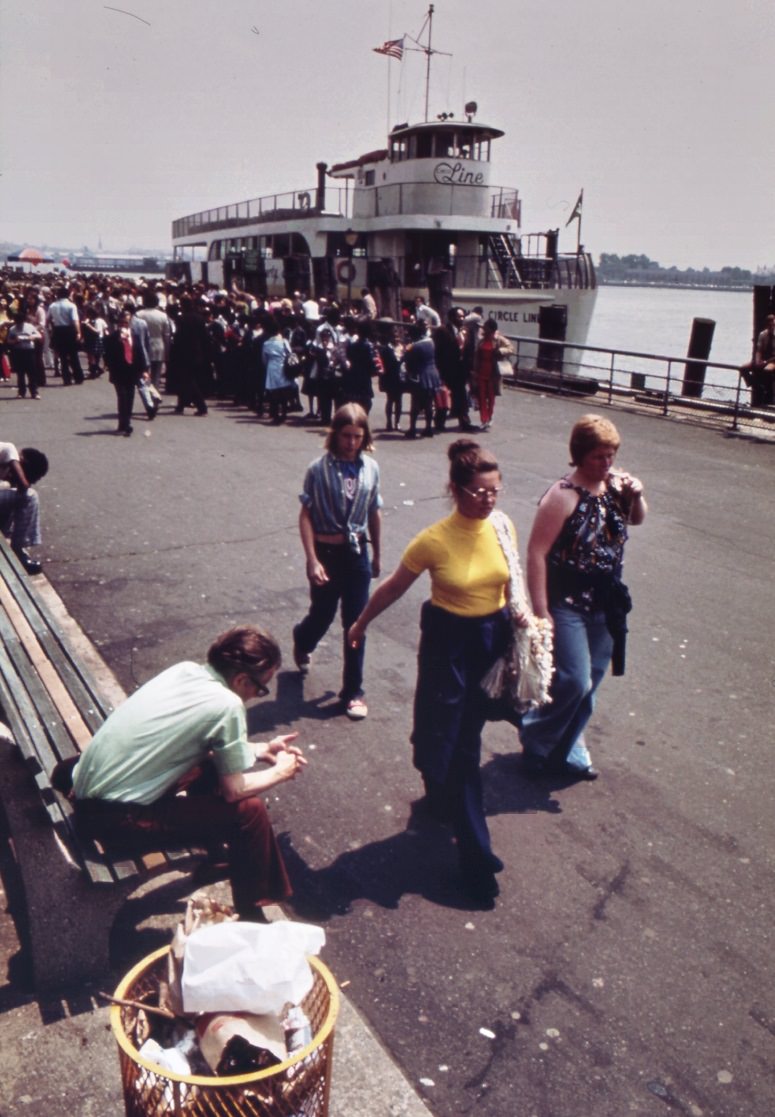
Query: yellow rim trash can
111 945 339 1117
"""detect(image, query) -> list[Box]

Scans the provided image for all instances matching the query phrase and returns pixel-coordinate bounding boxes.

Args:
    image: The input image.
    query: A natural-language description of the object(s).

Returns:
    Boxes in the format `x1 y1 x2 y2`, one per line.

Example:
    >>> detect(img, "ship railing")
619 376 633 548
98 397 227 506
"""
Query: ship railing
172 186 353 239
444 253 595 291
360 182 523 221
501 333 771 437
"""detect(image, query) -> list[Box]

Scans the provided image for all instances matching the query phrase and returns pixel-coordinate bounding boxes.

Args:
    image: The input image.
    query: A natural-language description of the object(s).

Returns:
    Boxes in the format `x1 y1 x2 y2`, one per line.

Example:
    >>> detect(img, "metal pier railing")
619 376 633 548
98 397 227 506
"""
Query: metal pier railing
501 334 774 440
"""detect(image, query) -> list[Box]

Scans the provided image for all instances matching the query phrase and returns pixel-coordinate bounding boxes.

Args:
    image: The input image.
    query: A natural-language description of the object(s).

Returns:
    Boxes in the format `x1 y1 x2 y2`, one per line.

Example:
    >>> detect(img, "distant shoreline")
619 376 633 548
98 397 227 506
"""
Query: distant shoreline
599 281 754 294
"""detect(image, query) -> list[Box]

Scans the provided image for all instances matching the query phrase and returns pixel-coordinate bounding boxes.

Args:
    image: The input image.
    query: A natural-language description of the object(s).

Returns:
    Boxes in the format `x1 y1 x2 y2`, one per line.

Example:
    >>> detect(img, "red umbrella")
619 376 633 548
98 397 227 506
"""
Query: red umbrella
7 247 55 265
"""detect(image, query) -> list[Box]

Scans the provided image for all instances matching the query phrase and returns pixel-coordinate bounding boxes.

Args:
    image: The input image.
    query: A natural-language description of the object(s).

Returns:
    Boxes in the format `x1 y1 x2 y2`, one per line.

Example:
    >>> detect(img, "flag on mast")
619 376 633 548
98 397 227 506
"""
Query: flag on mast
565 189 583 227
373 37 404 60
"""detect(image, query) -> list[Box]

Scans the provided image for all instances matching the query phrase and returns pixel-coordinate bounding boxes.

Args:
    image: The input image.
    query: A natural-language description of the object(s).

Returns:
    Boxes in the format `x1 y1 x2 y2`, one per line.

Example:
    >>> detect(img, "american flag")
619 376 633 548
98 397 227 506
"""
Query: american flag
373 37 404 61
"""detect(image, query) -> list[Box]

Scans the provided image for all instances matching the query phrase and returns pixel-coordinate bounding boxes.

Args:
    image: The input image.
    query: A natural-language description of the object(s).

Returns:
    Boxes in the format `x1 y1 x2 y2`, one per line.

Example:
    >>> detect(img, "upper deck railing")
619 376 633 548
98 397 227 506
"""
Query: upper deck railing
171 183 522 240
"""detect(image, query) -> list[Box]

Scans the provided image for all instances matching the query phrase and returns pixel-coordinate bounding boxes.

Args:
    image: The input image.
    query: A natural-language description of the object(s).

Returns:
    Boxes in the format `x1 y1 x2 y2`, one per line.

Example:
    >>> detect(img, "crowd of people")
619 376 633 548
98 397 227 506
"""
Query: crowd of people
0 270 515 437
0 267 649 914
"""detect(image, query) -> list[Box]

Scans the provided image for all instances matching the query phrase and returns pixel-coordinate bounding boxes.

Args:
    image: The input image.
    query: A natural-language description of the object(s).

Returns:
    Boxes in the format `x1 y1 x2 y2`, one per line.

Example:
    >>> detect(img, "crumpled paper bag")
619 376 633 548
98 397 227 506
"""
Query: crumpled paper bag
181 920 325 1015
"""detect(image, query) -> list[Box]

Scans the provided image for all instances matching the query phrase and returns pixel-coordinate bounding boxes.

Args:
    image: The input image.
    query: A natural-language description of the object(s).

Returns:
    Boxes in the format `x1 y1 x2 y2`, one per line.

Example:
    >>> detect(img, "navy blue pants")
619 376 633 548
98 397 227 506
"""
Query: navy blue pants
411 602 510 876
294 540 372 701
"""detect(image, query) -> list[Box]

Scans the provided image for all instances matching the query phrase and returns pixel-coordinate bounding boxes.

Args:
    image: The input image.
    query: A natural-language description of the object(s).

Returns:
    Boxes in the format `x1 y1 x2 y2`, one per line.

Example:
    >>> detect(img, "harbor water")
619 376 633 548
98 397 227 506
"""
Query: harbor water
583 285 753 400
587 285 753 365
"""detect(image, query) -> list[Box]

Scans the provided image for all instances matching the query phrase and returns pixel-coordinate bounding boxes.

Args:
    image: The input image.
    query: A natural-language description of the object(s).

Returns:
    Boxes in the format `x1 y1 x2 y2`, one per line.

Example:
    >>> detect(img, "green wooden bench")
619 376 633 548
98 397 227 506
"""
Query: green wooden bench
0 537 199 989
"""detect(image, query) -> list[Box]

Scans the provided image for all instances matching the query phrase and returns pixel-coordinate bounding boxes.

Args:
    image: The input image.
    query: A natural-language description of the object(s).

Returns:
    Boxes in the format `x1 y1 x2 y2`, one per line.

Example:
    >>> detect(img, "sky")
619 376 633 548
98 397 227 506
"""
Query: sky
1 0 772 271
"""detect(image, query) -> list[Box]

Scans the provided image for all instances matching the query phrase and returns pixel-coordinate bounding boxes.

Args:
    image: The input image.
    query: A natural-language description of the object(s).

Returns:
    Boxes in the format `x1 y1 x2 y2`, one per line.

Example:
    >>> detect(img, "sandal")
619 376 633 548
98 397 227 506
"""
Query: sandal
345 698 368 721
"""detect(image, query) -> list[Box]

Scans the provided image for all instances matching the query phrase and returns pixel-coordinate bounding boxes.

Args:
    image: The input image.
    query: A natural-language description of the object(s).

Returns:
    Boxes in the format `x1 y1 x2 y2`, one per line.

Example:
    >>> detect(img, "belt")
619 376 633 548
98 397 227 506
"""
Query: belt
314 532 348 545
315 532 365 546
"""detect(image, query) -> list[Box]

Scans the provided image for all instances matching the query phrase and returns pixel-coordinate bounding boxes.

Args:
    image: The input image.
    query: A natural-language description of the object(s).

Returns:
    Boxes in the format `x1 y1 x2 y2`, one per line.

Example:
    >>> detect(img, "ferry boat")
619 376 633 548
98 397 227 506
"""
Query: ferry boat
169 24 596 363
63 253 168 274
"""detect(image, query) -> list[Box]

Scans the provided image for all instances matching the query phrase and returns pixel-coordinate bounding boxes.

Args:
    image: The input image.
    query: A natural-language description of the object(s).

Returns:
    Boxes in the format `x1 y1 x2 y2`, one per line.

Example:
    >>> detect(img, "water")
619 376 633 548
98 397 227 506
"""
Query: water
587 285 754 365
583 285 755 400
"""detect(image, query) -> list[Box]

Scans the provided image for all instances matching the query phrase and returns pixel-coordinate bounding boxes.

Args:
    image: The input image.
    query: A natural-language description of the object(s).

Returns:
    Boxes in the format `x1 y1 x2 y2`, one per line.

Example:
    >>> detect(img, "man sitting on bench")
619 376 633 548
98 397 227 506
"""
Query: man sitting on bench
0 442 49 575
70 625 306 921
739 313 775 408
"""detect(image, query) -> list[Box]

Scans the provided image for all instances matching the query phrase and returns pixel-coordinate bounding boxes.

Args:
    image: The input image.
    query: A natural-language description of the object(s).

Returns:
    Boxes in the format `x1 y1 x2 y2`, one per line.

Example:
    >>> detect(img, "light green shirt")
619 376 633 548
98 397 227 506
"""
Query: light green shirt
73 662 253 805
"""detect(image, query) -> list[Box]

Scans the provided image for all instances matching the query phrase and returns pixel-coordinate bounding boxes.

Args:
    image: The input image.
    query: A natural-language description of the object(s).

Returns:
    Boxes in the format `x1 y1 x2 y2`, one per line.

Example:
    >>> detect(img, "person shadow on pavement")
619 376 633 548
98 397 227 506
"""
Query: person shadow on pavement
278 759 566 923
278 801 480 919
481 750 565 817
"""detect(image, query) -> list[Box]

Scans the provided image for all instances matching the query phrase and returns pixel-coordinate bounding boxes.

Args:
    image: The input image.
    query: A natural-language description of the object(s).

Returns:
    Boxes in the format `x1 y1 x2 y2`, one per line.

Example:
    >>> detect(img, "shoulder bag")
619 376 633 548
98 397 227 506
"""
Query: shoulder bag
480 510 554 711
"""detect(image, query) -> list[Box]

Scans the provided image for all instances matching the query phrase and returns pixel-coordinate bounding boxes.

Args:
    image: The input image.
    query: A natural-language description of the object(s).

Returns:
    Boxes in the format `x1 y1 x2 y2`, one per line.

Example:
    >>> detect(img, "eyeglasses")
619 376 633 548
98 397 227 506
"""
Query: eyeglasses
239 673 271 698
461 485 502 500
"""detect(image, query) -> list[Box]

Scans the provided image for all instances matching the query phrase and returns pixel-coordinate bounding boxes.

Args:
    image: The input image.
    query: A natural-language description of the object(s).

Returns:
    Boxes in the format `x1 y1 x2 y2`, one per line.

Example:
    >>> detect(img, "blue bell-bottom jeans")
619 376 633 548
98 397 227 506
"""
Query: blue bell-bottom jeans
520 603 614 768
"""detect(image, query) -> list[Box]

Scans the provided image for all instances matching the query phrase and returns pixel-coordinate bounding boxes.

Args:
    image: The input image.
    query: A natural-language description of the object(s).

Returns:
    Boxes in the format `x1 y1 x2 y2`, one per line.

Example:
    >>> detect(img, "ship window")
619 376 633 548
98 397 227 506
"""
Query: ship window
364 170 375 186
390 138 407 161
208 240 223 261
416 133 433 158
435 133 457 158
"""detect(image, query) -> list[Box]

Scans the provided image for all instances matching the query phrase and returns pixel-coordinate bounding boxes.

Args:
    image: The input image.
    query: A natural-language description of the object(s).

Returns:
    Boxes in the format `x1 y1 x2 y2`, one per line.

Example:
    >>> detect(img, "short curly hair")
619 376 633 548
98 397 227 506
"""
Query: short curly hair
569 415 620 466
20 448 49 485
207 625 281 682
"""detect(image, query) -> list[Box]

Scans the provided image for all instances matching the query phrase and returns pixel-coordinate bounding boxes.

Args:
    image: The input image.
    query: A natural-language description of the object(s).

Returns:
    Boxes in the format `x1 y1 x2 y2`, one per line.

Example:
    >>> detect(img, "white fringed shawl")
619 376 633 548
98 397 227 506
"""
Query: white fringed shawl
481 510 554 710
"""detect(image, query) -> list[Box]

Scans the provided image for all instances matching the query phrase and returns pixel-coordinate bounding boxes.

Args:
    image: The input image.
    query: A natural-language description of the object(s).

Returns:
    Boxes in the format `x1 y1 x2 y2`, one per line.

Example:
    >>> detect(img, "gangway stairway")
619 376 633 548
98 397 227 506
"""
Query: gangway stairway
488 234 524 288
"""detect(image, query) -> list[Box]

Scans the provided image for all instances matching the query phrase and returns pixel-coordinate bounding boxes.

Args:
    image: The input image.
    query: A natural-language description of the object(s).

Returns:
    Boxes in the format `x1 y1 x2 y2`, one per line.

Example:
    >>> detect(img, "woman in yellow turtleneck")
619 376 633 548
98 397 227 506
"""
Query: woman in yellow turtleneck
348 439 524 907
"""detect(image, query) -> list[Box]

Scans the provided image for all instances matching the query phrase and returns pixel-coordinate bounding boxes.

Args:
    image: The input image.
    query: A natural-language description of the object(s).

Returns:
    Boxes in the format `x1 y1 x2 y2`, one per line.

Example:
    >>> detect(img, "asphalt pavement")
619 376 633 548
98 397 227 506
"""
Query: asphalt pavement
0 372 773 1117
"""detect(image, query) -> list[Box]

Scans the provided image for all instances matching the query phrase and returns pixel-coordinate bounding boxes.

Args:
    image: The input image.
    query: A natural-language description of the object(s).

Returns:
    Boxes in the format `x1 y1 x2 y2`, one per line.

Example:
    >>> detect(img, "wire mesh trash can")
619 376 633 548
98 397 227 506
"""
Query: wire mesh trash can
111 945 339 1117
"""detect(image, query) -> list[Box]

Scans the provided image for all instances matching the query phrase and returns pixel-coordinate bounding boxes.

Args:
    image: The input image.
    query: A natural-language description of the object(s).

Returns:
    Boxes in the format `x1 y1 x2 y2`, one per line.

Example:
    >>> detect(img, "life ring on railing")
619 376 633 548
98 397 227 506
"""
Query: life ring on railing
335 259 357 285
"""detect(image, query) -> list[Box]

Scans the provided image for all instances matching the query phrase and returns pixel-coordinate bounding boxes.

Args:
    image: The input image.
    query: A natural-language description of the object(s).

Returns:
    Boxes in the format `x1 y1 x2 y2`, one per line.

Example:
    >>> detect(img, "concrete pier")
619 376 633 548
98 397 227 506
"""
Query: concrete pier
0 376 773 1117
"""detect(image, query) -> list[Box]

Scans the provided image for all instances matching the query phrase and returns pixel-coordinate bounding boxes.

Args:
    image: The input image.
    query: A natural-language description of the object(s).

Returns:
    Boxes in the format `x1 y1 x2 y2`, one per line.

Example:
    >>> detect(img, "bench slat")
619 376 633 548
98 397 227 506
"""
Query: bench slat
0 546 112 729
0 576 94 748
0 634 66 774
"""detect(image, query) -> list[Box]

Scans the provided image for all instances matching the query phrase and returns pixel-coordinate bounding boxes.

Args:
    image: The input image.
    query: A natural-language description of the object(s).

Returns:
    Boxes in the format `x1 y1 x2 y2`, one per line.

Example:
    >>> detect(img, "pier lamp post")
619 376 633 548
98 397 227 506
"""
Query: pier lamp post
344 228 359 311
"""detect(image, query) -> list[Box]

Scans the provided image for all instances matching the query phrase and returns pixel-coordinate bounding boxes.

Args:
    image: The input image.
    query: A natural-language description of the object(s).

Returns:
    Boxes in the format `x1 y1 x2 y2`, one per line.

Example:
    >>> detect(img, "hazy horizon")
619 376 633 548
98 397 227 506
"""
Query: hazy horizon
1 0 771 273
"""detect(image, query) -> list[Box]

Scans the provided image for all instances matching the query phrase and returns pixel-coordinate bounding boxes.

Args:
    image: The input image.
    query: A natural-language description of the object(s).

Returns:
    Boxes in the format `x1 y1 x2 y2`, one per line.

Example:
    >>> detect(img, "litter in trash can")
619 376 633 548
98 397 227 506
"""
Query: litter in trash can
110 902 339 1117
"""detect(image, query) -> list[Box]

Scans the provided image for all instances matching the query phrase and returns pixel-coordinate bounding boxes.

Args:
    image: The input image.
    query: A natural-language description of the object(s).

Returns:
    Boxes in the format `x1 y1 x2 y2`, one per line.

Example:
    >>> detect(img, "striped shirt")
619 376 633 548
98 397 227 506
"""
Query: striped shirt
300 452 382 548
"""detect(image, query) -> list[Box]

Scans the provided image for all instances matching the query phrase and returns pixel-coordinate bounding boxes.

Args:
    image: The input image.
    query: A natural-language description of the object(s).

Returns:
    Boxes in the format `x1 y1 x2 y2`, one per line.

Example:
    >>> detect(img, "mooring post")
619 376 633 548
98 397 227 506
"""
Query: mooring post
681 317 715 398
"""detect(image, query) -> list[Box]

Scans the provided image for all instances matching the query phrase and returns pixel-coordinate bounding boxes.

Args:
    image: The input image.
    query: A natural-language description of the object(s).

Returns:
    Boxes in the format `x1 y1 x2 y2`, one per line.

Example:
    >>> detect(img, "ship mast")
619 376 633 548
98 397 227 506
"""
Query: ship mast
409 4 449 123
423 4 434 122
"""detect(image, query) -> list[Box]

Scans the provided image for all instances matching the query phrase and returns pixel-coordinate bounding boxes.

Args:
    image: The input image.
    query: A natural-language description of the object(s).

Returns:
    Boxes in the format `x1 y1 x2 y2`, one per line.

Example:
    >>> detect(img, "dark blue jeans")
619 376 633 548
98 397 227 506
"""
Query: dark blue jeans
411 602 511 875
294 541 372 701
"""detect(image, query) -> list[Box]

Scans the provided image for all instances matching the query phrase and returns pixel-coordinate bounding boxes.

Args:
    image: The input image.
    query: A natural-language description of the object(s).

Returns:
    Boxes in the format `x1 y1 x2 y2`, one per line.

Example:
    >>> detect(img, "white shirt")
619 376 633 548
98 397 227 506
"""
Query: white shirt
415 303 441 328
0 442 21 483
47 297 79 328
